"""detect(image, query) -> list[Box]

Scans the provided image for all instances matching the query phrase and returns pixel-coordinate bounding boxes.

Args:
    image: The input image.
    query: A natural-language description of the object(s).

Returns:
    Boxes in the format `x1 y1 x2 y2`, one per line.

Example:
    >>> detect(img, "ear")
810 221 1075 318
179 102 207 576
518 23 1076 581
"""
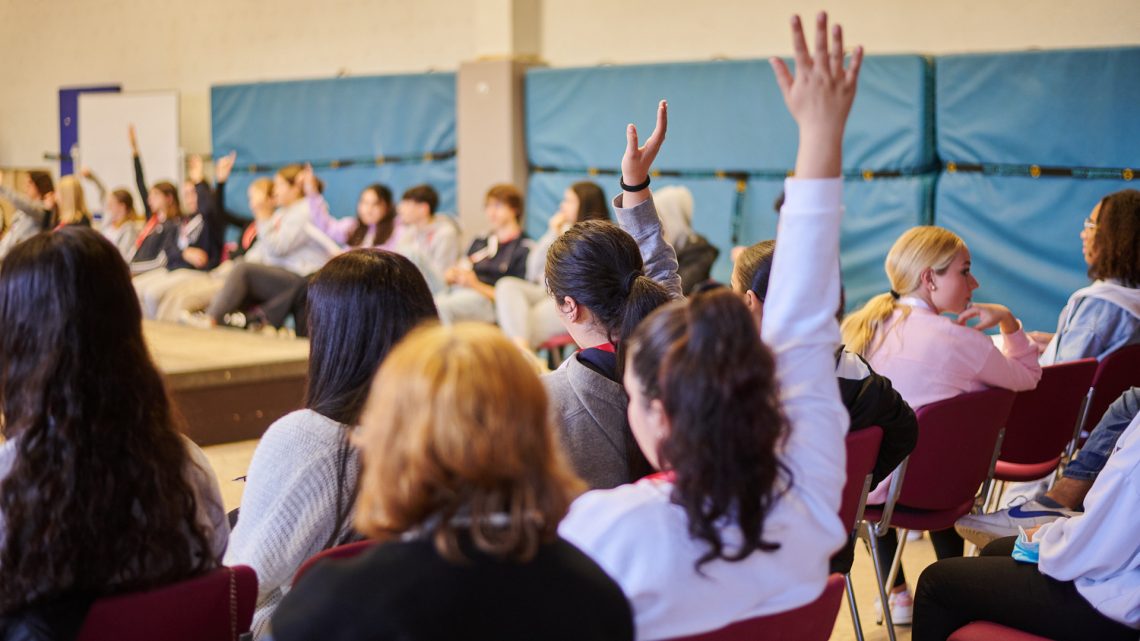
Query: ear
919 267 936 290
743 290 762 312
556 295 581 322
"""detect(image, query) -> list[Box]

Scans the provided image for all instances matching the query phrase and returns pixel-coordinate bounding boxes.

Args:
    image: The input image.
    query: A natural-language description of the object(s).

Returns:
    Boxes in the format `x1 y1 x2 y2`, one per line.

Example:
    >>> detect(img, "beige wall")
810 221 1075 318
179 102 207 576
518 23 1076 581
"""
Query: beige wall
1 0 1137 167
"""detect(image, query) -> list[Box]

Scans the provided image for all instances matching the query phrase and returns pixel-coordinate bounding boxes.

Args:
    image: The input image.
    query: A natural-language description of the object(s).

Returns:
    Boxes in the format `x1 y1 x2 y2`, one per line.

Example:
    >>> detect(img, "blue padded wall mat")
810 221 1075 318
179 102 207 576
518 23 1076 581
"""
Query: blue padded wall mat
211 72 457 221
935 172 1132 333
526 55 935 174
527 172 932 308
936 48 1140 169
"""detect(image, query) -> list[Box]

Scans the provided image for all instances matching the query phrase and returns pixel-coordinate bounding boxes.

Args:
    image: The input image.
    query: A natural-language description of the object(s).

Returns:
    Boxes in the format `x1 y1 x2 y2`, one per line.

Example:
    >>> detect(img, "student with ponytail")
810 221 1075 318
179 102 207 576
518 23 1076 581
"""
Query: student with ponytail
561 15 859 638
542 100 681 490
839 224 1042 618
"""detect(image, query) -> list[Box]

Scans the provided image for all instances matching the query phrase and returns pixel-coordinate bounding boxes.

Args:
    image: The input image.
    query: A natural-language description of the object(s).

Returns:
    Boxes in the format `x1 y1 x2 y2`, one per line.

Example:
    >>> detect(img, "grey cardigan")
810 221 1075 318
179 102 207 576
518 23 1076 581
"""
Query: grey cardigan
543 193 684 489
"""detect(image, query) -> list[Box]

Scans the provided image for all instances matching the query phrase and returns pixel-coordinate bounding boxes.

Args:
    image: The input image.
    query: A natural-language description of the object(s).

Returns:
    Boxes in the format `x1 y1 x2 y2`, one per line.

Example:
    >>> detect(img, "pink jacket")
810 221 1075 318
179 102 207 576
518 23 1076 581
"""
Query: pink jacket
864 301 1041 503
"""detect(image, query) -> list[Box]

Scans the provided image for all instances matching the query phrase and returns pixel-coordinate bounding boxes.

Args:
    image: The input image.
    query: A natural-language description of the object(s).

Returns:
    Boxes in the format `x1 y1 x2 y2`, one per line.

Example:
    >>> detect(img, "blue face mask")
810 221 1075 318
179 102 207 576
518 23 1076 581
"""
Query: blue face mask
1011 526 1040 564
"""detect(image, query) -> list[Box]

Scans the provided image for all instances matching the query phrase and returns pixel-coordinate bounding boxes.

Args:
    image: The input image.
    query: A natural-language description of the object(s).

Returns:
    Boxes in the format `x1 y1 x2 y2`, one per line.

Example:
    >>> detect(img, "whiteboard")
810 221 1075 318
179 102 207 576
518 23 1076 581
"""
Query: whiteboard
77 91 180 218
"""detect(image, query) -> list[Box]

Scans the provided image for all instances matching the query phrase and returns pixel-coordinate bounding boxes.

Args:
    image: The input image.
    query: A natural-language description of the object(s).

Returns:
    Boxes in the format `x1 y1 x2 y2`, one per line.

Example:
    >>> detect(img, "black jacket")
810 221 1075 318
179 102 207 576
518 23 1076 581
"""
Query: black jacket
835 349 919 485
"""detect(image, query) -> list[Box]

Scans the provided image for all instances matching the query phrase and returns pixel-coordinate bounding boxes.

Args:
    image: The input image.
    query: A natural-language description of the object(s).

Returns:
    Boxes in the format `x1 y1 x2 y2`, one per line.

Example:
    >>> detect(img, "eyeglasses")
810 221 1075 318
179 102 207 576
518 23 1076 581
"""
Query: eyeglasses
1083 218 1098 231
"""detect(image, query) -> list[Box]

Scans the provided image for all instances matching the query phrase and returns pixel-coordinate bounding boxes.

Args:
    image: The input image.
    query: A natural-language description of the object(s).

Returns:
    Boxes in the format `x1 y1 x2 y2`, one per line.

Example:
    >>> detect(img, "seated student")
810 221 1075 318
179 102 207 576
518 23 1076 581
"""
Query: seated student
201 164 340 330
561 21 859 637
654 185 719 294
914 388 1140 641
225 250 438 640
393 184 461 293
164 154 273 323
542 102 681 490
132 154 220 319
270 323 634 641
300 166 399 250
81 166 144 259
433 184 532 324
495 181 610 350
733 239 918 488
52 176 93 229
1032 189 1140 363
957 387 1140 544
0 169 55 259
0 228 227 631
126 126 193 275
840 224 1043 620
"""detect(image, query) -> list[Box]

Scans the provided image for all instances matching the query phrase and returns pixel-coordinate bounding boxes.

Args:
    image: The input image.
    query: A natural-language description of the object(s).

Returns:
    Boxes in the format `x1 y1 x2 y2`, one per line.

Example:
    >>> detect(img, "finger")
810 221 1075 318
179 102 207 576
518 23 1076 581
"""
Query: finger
626 123 639 157
789 15 810 72
845 45 864 86
644 101 668 153
955 308 979 325
830 23 845 79
770 57 793 97
813 12 829 67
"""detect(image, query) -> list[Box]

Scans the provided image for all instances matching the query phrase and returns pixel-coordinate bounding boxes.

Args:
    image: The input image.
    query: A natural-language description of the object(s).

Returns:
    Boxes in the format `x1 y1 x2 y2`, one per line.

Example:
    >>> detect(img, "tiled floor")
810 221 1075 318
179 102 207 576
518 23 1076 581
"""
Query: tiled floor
203 440 935 641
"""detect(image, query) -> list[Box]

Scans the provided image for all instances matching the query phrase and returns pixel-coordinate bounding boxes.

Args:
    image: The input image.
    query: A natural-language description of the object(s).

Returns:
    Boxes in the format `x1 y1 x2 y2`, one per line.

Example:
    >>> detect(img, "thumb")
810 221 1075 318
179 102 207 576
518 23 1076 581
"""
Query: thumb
626 123 639 155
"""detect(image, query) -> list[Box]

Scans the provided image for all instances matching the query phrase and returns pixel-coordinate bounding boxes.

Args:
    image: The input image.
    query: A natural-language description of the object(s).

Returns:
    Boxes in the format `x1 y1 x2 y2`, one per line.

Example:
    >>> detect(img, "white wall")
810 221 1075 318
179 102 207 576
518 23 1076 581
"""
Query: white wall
2 0 1138 168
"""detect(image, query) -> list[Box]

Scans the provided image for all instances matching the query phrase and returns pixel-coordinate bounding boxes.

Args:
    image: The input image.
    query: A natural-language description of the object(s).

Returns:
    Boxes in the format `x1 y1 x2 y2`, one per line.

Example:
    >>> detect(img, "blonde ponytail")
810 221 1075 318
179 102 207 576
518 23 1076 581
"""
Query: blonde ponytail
841 226 966 357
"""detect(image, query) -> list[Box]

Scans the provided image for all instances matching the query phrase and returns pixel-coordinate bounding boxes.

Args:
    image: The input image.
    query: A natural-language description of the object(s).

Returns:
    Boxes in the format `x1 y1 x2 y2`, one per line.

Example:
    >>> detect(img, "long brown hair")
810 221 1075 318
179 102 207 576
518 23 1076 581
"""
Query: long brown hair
347 184 396 248
627 290 791 569
0 228 213 613
354 323 584 563
1088 189 1140 287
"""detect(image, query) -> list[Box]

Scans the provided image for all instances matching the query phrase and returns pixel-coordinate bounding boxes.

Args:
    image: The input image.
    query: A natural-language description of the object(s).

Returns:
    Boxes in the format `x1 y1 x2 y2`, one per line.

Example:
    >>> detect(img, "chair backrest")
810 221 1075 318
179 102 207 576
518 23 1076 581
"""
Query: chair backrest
663 574 845 641
1084 343 1140 432
1000 359 1097 465
78 565 256 641
897 387 1016 511
840 427 883 530
293 540 376 586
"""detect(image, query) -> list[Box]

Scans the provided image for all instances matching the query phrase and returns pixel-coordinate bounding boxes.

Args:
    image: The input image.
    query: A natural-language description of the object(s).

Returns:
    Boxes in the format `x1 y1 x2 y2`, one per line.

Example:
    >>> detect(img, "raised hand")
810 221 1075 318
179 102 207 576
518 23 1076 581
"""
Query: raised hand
770 12 863 178
128 125 139 155
620 100 667 207
215 152 237 183
955 302 1019 334
79 165 93 179
187 154 204 184
299 164 319 197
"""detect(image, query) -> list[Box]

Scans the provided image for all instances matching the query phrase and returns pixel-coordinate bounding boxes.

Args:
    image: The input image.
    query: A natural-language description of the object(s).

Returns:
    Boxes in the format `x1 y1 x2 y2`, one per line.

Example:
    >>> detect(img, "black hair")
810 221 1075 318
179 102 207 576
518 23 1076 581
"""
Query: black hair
348 184 396 248
400 184 439 215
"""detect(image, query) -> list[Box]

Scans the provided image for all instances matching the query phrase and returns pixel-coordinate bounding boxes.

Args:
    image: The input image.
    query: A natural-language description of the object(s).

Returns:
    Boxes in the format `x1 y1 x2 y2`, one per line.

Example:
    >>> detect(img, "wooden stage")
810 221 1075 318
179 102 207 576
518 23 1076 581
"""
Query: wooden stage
146 321 309 446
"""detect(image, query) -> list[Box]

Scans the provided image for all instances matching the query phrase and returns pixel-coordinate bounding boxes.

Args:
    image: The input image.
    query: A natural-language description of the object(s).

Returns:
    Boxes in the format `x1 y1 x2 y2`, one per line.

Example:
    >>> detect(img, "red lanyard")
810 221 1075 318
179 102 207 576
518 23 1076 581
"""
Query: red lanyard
134 216 161 249
590 342 617 353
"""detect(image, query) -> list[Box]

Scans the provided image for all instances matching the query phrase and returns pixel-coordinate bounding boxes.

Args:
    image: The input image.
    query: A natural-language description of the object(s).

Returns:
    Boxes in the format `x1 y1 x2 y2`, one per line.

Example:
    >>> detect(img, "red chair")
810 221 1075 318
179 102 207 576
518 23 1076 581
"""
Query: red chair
839 427 883 641
1070 344 1140 453
982 360 1097 509
858 388 1017 641
662 574 846 641
293 540 376 586
948 621 1053 641
78 565 256 641
537 333 577 369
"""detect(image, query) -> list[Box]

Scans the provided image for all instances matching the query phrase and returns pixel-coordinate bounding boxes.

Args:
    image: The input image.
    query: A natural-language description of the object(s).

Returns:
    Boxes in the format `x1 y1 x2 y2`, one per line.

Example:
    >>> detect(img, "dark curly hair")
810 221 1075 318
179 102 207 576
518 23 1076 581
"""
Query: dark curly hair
627 289 792 569
1088 189 1140 288
0 227 213 614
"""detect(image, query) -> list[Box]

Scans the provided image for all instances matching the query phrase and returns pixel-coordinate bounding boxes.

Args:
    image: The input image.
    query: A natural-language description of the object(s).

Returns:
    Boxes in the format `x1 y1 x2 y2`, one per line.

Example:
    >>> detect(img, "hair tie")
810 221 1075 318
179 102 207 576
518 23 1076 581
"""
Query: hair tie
624 271 641 293
889 289 900 300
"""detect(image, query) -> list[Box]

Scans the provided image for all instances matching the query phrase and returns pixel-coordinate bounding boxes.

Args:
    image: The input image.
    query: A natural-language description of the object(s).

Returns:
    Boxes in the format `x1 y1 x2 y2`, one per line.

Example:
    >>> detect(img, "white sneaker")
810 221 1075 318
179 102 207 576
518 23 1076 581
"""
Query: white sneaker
955 497 1079 548
873 589 913 626
180 311 215 330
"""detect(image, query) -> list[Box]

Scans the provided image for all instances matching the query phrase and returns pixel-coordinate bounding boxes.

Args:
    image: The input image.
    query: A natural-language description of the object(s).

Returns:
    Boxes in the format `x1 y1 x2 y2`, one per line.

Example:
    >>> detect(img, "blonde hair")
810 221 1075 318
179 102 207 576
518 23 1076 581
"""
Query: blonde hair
841 226 966 356
56 176 91 226
353 323 584 562
249 177 273 199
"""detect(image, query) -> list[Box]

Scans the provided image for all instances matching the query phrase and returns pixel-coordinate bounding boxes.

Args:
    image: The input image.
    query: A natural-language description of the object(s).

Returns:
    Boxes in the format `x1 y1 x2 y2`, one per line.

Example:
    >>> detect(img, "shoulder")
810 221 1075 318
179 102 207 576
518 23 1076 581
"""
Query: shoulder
835 349 872 381
561 480 674 545
255 410 347 457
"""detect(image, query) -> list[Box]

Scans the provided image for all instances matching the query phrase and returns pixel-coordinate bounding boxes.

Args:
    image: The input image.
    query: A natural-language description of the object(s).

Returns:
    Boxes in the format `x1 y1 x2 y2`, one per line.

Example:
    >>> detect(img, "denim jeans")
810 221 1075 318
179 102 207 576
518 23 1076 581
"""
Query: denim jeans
1065 387 1140 482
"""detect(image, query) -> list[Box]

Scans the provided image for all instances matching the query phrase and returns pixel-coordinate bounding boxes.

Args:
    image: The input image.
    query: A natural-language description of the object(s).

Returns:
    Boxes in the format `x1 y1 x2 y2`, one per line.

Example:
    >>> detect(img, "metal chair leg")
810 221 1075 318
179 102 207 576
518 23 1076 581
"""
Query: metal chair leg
884 527 908 600
845 573 865 641
862 523 898 641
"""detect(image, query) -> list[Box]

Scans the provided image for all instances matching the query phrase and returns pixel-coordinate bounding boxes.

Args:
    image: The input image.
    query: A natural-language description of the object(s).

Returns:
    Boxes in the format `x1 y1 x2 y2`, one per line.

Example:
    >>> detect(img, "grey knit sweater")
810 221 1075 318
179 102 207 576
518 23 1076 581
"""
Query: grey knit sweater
223 409 359 640
542 194 684 489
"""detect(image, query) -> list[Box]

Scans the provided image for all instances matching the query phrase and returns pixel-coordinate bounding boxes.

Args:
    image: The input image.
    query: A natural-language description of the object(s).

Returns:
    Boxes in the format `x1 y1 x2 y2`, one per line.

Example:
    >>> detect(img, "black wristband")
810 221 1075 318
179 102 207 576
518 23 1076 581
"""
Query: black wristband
620 175 651 192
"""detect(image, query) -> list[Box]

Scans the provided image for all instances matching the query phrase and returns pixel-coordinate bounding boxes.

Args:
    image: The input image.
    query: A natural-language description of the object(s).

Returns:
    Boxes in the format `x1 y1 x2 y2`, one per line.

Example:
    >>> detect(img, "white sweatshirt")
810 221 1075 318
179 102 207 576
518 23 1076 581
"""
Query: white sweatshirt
1037 409 1140 629
559 178 850 641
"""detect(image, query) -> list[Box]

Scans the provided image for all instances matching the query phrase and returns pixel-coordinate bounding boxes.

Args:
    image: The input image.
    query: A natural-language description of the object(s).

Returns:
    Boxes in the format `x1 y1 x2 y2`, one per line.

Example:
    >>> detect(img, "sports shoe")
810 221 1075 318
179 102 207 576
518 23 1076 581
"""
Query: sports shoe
955 497 1079 547
873 589 913 626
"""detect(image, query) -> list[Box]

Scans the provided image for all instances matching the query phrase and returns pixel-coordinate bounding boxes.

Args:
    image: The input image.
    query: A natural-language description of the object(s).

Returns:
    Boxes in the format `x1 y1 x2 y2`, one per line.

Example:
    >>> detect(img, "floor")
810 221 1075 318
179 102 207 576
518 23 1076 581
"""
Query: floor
203 440 934 641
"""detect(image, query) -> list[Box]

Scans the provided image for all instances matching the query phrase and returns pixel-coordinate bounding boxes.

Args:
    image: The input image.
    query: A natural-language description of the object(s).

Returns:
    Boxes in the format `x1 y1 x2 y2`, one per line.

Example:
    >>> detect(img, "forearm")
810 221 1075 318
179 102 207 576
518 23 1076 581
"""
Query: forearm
134 155 153 219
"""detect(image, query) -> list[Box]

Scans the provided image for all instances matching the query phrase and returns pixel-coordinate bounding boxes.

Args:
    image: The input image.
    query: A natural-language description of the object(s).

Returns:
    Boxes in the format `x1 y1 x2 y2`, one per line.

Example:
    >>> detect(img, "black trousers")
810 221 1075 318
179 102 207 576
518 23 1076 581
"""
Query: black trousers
206 262 305 327
876 527 964 588
912 537 1137 641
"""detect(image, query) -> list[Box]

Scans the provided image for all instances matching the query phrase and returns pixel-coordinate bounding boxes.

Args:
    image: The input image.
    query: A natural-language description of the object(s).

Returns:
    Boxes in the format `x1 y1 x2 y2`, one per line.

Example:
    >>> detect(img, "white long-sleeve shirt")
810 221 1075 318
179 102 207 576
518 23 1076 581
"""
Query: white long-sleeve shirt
559 178 850 641
1036 410 1140 629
